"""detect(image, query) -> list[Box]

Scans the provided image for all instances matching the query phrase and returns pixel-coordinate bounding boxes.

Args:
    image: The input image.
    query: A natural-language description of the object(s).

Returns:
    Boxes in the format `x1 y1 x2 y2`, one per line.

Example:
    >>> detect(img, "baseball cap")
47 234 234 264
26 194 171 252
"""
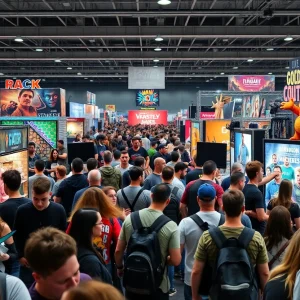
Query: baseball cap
197 184 216 201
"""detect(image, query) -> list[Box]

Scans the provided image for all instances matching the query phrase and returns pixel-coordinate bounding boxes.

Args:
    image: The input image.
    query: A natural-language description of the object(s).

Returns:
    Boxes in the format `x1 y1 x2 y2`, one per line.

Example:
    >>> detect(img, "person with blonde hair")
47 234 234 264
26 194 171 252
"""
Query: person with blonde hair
69 187 122 272
264 229 300 299
61 280 124 300
267 179 300 230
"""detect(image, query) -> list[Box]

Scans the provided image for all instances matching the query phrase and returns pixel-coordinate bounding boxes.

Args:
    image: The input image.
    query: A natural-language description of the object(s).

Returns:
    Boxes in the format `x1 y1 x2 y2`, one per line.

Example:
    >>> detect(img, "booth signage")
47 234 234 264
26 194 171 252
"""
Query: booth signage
283 57 300 102
87 91 96 105
105 105 116 112
0 128 27 153
228 75 275 92
200 112 215 119
128 110 167 125
5 79 41 90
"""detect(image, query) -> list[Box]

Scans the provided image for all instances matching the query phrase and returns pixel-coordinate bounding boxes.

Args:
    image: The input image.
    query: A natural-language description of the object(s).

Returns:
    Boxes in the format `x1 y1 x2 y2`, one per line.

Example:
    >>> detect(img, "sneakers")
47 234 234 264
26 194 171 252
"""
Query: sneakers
169 288 177 297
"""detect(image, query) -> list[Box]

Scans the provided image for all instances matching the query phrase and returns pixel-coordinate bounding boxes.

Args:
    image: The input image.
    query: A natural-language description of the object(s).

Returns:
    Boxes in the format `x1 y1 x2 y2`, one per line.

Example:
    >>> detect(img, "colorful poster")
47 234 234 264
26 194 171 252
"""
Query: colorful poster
205 120 230 150
211 94 234 119
0 127 28 153
136 90 159 107
242 95 267 118
234 132 252 168
264 141 300 183
128 110 167 126
69 102 85 118
67 119 84 139
228 75 275 92
191 122 200 158
0 88 66 117
283 57 300 102
87 91 96 105
105 105 116 112
185 120 191 143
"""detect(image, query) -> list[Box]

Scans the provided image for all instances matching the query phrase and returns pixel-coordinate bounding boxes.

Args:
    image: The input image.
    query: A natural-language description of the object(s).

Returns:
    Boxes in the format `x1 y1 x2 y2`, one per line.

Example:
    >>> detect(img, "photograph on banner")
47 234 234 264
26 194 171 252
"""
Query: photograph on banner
87 91 96 105
234 132 252 168
228 75 275 92
191 122 200 158
0 88 65 117
128 110 167 126
136 90 159 107
68 102 85 118
67 119 84 139
210 94 234 119
0 150 28 199
105 105 116 112
242 94 267 118
185 120 191 144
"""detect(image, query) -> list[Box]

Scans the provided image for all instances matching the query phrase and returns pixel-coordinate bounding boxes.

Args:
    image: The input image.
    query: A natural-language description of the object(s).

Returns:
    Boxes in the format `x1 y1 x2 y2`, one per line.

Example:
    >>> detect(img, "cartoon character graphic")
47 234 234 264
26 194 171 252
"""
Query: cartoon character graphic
137 90 159 107
280 98 300 140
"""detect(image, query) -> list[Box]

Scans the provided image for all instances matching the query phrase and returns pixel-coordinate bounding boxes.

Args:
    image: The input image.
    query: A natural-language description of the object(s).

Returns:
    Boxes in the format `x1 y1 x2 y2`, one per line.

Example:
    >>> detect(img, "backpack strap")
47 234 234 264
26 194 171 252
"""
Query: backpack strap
190 214 209 231
238 227 255 249
0 272 7 300
171 186 179 197
121 188 144 212
150 214 171 233
218 214 225 226
268 240 290 269
208 227 227 249
130 211 143 230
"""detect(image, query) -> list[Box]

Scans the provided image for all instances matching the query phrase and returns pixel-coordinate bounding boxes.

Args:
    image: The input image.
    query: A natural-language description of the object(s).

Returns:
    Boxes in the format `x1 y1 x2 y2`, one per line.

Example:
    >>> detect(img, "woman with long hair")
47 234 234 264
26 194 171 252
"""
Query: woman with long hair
267 179 300 230
68 208 112 283
45 149 59 178
264 229 300 299
62 280 124 300
264 206 293 270
69 188 122 267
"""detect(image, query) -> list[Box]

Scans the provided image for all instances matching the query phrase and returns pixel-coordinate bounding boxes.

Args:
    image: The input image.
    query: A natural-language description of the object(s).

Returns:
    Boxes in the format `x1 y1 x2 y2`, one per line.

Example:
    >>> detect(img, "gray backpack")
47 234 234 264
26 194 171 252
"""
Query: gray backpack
0 272 7 300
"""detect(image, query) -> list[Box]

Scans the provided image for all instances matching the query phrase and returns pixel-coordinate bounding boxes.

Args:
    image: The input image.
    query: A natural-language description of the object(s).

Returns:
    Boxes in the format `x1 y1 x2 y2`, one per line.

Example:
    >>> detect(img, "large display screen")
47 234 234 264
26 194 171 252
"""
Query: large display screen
234 132 252 167
69 102 85 118
0 127 28 154
0 150 28 199
0 88 66 117
136 90 159 107
67 142 95 164
197 142 227 169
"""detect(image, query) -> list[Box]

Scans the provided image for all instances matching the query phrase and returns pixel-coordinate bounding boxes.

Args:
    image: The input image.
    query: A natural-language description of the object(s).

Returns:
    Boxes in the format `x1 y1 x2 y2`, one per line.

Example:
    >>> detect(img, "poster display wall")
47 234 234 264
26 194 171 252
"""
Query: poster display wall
128 110 167 126
67 118 84 139
0 88 66 117
68 102 85 118
228 75 275 92
234 132 252 168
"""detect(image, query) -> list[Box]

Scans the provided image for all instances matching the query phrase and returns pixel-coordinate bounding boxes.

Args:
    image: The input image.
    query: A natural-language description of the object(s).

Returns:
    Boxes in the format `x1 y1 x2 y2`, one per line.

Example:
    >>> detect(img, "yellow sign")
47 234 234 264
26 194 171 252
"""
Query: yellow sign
105 105 116 112
140 107 156 110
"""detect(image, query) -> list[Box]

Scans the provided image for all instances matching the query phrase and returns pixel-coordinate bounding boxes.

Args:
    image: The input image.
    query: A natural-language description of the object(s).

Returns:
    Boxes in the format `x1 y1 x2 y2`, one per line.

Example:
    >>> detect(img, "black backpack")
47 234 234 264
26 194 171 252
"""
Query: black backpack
120 188 145 212
189 213 225 295
0 272 7 300
163 186 180 224
123 211 171 296
209 227 258 300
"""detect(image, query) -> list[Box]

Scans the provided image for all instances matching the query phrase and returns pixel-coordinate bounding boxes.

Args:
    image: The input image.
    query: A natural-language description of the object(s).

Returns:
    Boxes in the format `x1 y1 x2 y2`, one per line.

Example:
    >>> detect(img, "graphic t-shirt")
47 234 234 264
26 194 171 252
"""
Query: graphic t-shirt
128 147 149 165
281 166 295 181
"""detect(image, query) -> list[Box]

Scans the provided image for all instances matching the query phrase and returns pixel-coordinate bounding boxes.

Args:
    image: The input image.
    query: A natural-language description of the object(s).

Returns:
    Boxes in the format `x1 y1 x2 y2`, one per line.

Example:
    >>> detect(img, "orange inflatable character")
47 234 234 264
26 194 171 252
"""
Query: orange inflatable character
280 98 300 140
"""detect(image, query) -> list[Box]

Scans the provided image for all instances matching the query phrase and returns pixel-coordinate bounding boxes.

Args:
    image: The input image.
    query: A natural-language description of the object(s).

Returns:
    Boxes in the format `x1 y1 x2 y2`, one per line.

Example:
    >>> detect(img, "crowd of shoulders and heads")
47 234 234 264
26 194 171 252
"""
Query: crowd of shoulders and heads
1 122 300 300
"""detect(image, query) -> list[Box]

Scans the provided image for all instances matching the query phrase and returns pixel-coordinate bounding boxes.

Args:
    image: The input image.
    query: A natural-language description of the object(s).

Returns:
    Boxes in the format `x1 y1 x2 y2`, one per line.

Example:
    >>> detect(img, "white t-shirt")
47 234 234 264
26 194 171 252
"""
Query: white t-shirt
179 211 221 286
172 177 185 192
115 164 133 175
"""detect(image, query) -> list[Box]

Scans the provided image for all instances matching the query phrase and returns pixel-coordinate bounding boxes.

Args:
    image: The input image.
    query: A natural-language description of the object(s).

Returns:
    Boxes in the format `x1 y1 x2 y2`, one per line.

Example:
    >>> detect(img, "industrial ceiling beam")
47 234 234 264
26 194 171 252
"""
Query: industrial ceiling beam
1 26 300 39
0 50 299 60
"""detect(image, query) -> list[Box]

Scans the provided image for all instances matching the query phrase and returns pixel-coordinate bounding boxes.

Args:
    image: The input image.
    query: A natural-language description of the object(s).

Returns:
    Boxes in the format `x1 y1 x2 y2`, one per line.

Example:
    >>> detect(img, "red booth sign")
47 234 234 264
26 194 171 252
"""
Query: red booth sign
128 110 168 125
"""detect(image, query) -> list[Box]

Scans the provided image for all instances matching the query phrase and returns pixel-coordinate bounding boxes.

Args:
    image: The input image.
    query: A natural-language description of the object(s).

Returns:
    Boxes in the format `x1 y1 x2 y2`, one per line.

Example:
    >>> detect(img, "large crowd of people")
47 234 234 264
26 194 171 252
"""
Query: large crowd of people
0 122 300 300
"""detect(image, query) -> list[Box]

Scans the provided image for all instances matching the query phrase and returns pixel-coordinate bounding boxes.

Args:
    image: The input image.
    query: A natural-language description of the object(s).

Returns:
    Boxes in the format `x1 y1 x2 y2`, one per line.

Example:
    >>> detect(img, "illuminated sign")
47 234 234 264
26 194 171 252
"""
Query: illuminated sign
5 79 41 89
0 127 28 153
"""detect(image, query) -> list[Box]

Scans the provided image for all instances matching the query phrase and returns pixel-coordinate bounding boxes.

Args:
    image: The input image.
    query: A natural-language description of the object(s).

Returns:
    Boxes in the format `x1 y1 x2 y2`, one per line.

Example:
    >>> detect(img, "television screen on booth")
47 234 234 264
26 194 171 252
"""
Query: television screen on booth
234 132 252 167
196 142 227 169
136 90 159 107
67 142 95 164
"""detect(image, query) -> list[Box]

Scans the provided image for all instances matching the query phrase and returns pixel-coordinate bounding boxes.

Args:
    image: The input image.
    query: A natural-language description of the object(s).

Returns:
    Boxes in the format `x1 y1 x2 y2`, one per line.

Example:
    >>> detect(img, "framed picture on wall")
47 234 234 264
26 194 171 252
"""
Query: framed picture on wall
136 90 159 107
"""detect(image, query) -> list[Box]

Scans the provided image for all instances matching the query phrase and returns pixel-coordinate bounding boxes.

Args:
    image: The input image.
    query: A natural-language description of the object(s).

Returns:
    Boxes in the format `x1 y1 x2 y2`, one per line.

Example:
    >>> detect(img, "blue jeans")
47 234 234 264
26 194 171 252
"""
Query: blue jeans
10 260 20 277
184 284 209 300
168 266 174 289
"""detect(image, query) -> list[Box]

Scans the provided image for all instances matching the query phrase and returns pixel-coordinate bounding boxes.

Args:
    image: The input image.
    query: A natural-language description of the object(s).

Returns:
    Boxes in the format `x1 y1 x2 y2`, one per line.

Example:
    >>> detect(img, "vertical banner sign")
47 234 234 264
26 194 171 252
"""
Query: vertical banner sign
283 58 300 102
228 75 275 92
128 110 167 125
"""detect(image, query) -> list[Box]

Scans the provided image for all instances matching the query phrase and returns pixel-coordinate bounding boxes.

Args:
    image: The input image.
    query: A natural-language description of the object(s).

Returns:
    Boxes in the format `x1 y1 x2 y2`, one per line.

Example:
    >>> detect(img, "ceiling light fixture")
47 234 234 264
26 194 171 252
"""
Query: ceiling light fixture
54 59 61 63
284 35 293 42
155 35 164 42
210 78 213 81
119 77 122 79
84 77 88 79
268 72 273 75
35 48 43 52
0 73 4 76
14 36 23 42
285 66 290 69
233 66 239 69
153 58 160 62
77 72 82 75
206 80 209 82
220 72 225 75
247 58 254 62
153 65 158 68
157 0 171 5
67 67 72 70
154 46 162 51
90 79 94 82
42 79 46 81
266 48 274 51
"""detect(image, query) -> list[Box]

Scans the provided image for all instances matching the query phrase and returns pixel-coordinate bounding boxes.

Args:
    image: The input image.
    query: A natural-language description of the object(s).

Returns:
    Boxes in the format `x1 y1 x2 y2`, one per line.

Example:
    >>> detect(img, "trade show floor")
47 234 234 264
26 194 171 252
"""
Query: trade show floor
173 278 184 299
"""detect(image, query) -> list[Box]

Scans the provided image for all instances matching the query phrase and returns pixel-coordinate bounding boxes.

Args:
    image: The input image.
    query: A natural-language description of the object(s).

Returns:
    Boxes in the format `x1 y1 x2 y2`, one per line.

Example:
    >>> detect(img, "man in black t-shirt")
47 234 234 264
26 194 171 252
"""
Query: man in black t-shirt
0 170 31 230
128 136 149 168
186 153 203 185
243 161 269 235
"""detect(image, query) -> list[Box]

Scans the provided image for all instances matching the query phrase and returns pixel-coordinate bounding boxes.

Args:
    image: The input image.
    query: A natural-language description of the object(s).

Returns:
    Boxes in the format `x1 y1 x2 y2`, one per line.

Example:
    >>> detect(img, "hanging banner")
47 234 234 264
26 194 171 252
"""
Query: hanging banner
228 75 275 92
0 88 66 117
128 110 167 125
87 91 96 105
128 67 165 89
68 102 85 118
136 90 159 107
283 57 300 102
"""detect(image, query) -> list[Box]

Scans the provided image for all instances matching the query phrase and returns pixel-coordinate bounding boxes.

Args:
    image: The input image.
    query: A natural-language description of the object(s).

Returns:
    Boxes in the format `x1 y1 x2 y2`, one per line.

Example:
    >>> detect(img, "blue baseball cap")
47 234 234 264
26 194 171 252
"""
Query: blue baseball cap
197 184 216 201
